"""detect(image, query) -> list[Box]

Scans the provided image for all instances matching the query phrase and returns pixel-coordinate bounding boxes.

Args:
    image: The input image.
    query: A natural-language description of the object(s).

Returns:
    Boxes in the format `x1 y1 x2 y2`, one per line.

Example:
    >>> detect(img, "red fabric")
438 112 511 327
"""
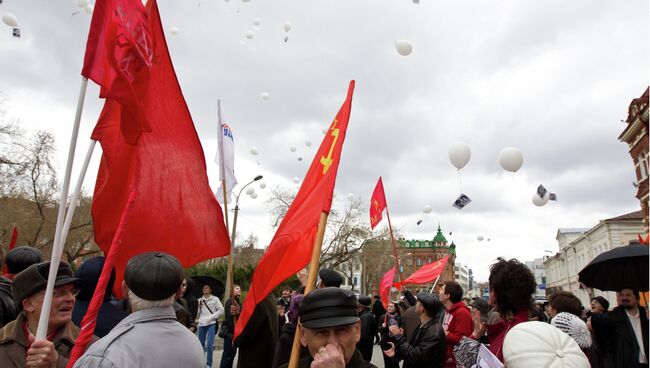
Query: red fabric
394 256 449 288
484 310 528 362
379 267 395 308
369 177 387 229
639 234 649 244
234 81 356 340
444 301 473 367
8 225 17 250
85 0 230 298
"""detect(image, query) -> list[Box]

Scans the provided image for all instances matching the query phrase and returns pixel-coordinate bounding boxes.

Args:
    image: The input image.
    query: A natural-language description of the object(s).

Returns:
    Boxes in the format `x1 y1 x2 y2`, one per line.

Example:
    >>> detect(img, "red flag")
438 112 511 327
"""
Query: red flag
380 267 395 308
234 81 355 340
639 234 649 244
394 256 449 288
369 177 387 229
8 225 17 250
85 0 230 297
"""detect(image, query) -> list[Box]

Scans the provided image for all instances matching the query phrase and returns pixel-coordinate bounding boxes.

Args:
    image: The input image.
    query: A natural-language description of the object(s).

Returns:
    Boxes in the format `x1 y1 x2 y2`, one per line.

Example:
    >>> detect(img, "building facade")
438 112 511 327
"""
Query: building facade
525 257 549 302
619 87 649 233
454 261 470 295
544 211 644 307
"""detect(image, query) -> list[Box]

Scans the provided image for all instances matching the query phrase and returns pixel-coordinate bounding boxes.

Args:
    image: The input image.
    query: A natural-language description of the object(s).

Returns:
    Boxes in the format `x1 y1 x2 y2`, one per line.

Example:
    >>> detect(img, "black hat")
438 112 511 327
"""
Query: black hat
13 261 78 309
318 268 344 288
124 252 184 301
5 246 43 274
591 296 609 311
358 295 371 306
300 287 359 329
416 292 443 317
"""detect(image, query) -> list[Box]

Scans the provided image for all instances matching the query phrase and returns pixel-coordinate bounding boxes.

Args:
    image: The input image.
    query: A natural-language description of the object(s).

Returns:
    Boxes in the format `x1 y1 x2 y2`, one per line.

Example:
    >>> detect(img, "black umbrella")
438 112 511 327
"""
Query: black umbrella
190 275 225 299
578 244 649 292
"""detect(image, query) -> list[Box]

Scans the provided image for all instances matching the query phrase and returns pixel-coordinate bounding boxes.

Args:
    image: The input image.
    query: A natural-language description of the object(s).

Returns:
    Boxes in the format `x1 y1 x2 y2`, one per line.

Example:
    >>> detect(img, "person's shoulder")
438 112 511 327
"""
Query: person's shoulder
73 354 119 368
0 318 18 342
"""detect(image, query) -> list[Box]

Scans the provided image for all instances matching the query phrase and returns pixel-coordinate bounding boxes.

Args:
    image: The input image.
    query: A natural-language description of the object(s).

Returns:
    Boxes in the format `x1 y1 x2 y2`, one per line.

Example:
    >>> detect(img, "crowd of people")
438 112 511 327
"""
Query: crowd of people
0 246 647 367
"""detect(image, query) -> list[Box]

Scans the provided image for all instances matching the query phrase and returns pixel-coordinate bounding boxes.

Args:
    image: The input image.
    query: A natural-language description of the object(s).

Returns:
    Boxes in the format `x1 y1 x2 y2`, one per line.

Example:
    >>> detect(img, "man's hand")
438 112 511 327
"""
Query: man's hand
26 338 58 368
382 342 396 358
388 325 403 336
471 310 486 339
230 304 240 316
311 343 345 368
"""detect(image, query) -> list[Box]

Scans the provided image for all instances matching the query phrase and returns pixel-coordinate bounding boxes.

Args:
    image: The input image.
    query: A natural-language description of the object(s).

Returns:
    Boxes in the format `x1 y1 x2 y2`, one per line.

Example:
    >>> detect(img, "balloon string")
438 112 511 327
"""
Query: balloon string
458 169 463 193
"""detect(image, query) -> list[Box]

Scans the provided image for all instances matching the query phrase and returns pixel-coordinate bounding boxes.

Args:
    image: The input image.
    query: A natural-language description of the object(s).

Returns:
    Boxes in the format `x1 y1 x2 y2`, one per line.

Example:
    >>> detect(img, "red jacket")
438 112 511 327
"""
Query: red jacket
443 301 473 367
485 310 529 362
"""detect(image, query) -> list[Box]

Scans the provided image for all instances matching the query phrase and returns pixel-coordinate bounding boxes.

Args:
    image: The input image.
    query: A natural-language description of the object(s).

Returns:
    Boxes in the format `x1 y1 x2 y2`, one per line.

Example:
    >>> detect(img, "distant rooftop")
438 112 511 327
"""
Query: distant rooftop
557 228 590 234
604 210 644 222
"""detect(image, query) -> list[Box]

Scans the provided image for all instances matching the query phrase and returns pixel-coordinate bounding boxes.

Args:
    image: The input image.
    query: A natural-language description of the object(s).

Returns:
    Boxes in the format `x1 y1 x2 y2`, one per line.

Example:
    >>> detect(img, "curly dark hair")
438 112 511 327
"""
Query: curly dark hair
488 257 536 318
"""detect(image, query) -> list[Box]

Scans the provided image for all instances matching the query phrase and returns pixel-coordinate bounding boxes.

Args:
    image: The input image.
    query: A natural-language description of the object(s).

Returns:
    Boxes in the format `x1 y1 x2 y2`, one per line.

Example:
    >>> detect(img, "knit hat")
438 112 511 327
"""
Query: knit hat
590 296 609 311
551 312 592 349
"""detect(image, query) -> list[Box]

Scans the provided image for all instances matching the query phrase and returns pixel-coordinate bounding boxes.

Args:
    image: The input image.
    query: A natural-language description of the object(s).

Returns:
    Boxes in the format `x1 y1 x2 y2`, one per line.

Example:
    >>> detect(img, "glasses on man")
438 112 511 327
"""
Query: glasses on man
52 288 80 298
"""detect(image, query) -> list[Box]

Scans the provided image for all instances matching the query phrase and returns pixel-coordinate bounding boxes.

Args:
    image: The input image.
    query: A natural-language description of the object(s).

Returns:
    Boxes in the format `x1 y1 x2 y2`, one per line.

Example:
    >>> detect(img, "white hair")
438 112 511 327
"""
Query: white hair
128 290 175 312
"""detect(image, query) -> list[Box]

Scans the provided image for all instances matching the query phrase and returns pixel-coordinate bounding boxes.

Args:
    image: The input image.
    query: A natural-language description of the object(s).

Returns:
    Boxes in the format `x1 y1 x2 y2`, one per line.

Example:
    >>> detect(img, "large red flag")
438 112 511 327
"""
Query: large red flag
369 177 387 229
8 225 17 250
395 256 449 288
83 0 230 296
380 267 396 308
234 81 355 340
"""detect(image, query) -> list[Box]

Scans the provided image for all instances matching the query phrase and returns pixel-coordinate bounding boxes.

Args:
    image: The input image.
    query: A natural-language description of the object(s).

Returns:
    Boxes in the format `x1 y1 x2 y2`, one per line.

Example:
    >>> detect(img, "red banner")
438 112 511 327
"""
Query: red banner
394 256 449 288
380 267 395 308
369 177 387 229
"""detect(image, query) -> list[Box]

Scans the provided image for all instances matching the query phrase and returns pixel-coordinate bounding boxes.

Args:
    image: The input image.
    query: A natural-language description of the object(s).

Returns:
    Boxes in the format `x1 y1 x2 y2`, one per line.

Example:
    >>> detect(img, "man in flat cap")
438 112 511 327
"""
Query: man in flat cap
74 252 204 368
0 246 43 327
383 292 446 368
280 287 376 368
317 269 344 288
0 260 83 368
356 295 376 362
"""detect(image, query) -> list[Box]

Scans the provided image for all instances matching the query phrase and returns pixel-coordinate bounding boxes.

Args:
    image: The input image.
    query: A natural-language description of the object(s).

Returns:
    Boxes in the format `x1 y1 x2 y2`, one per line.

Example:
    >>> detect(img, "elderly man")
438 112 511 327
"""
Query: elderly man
0 261 82 368
74 252 204 368
281 287 377 368
317 269 344 288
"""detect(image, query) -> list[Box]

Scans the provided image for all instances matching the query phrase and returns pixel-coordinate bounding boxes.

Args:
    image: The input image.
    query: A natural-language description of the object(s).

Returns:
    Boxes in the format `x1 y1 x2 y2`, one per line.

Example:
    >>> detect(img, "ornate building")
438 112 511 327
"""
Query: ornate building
361 224 456 294
619 87 649 233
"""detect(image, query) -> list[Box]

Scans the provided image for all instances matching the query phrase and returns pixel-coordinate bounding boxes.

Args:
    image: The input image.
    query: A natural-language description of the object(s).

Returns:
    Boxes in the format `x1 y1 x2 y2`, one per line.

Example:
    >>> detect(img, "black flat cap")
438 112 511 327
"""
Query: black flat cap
318 268 344 288
124 252 183 301
13 261 78 309
591 296 609 311
6 246 43 274
358 295 371 306
416 292 443 317
300 287 359 329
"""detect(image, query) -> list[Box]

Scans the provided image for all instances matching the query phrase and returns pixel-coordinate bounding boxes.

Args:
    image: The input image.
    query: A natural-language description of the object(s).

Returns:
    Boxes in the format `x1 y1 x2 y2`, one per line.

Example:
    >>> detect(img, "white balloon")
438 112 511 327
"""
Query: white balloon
498 147 524 172
292 177 300 184
77 0 90 7
170 26 180 35
289 146 296 152
253 18 261 26
251 193 258 199
395 40 413 56
532 192 550 207
477 235 484 241
260 92 269 100
246 187 255 195
350 209 359 217
2 13 19 27
242 0 250 3
250 147 259 155
422 205 432 214
283 22 292 33
448 142 471 170
305 140 312 147
245 30 254 39
84 4 94 14
347 193 355 201
259 182 266 189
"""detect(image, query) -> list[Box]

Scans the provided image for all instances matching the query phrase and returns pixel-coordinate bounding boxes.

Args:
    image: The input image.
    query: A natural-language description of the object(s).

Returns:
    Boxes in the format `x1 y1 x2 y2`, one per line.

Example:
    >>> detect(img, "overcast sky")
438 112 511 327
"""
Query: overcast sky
1 0 647 280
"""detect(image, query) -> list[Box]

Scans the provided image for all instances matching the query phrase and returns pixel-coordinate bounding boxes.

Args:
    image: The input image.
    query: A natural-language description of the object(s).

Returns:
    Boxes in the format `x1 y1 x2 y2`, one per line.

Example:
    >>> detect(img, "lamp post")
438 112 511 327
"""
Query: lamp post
223 174 263 303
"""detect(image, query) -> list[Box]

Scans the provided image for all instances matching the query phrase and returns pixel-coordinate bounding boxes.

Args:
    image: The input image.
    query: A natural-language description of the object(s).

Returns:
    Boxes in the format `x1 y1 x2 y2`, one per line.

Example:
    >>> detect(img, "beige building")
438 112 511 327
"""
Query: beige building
544 211 644 307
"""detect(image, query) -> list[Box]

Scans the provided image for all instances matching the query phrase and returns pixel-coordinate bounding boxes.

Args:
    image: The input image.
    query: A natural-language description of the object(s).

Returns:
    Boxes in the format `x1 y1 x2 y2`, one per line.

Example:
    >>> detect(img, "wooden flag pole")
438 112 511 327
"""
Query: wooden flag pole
384 203 403 285
288 212 329 368
36 77 88 340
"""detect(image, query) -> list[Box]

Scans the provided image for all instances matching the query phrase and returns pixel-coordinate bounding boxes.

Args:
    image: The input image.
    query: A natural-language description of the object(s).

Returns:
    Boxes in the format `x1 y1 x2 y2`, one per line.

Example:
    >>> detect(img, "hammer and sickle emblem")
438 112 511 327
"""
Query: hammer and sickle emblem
320 119 339 174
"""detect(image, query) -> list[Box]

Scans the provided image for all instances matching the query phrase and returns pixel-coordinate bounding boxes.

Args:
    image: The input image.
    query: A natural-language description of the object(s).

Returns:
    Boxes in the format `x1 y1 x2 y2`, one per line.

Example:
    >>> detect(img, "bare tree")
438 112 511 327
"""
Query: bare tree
264 185 296 228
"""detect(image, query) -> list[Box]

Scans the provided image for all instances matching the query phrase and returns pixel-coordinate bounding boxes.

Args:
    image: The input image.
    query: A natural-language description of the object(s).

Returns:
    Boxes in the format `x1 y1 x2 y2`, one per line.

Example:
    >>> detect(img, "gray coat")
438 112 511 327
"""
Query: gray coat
73 306 204 368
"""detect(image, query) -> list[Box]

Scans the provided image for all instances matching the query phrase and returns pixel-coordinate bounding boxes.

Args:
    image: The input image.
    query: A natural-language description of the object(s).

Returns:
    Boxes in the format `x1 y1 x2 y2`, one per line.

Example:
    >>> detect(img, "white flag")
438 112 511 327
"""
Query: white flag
216 121 237 203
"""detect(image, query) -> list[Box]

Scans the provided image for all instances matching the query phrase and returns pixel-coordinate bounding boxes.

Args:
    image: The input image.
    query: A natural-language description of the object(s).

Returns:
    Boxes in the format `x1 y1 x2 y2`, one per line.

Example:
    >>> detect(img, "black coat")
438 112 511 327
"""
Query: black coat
235 294 278 368
71 299 128 338
272 322 309 368
0 277 17 328
394 319 446 368
592 306 648 368
357 308 376 361
224 296 241 335
372 300 386 325
279 349 377 368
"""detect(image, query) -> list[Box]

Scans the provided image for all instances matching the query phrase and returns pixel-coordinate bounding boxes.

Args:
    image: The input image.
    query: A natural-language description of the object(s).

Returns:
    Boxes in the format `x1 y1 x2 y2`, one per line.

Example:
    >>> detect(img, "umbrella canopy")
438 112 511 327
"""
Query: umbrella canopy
578 244 648 292
190 275 225 299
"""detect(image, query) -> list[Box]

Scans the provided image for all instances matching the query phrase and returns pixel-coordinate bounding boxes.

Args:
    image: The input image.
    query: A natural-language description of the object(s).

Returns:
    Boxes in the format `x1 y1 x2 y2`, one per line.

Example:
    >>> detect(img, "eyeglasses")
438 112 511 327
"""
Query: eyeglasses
52 288 80 298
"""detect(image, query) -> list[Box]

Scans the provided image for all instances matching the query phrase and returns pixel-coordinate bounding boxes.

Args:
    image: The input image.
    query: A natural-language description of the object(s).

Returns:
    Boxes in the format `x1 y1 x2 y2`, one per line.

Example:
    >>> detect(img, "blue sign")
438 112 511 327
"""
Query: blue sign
538 283 546 290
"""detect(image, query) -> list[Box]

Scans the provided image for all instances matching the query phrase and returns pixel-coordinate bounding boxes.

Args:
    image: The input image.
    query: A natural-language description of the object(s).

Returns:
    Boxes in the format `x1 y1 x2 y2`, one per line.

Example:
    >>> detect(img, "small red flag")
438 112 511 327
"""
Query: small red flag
380 267 395 308
8 225 17 250
394 256 449 288
234 81 356 340
84 0 230 297
638 234 649 244
369 177 387 229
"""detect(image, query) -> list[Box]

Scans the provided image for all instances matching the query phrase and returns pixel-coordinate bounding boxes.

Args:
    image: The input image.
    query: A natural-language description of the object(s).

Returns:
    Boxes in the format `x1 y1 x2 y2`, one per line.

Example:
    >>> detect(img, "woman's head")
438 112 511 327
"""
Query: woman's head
202 284 212 295
488 258 536 318
387 302 400 315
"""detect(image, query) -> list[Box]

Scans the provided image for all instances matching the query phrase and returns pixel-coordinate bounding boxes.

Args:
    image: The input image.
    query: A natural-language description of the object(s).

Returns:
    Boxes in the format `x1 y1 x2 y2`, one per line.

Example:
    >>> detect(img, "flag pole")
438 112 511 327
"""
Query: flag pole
288 212 329 368
36 76 88 340
218 99 235 305
429 275 441 293
384 202 403 285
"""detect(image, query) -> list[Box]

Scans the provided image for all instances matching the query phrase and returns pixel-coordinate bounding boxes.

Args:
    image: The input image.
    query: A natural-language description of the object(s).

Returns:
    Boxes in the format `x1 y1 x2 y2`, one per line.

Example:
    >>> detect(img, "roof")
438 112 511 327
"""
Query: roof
604 210 644 222
557 228 590 234
432 224 447 243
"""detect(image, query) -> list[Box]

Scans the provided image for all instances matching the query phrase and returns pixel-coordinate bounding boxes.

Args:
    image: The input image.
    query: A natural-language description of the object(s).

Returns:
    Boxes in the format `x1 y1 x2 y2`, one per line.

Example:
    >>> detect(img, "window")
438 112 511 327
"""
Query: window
417 258 423 266
407 258 413 266
353 277 358 286
428 257 433 264
638 153 649 180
